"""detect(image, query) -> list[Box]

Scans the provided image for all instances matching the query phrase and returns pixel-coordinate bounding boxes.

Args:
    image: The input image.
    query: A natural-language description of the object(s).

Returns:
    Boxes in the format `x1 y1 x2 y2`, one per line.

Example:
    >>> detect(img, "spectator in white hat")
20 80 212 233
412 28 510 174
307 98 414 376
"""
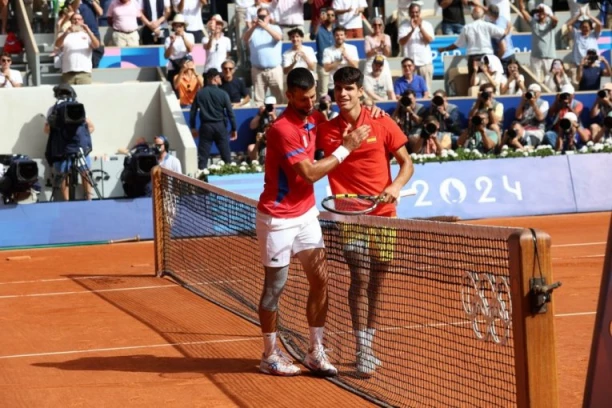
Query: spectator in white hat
471 54 507 95
515 83 548 146
164 14 195 93
203 14 232 72
172 0 206 43
544 84 587 147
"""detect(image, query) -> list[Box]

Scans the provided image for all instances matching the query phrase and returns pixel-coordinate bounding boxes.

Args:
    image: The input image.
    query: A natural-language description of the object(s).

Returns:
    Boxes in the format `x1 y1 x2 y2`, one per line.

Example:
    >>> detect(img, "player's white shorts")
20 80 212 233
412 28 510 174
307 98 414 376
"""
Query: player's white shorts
255 207 325 267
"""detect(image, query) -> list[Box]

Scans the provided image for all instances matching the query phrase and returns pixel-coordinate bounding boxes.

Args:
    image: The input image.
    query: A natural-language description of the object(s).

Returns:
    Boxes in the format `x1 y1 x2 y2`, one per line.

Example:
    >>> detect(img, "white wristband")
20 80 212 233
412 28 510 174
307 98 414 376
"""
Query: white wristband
331 145 350 164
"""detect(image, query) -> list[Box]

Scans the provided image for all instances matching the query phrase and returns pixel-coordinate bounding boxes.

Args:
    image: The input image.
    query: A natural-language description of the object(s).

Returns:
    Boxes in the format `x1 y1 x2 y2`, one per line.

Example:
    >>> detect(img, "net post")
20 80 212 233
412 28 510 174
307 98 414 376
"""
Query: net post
151 165 164 278
508 229 559 408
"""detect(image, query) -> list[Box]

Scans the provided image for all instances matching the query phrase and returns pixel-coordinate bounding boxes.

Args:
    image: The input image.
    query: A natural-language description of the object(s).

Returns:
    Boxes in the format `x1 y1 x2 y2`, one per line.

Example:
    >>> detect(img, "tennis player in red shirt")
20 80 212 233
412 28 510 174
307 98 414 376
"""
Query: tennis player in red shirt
317 66 414 377
256 67 371 377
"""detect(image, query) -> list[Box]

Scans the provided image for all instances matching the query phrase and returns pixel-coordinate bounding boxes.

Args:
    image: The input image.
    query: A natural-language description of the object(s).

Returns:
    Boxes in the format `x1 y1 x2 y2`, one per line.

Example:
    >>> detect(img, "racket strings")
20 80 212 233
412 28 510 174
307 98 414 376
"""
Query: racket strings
330 196 377 213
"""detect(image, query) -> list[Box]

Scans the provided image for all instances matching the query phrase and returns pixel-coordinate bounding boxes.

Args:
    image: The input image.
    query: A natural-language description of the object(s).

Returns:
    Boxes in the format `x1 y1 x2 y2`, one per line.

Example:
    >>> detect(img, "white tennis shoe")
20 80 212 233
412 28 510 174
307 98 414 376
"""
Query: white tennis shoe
259 348 301 376
356 350 381 377
303 345 338 377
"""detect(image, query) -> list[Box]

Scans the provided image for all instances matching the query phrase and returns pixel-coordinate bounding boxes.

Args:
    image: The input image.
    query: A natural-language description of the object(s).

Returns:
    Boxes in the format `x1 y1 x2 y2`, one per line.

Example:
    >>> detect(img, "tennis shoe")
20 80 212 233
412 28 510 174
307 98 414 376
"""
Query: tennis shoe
303 345 338 377
356 351 381 377
259 348 301 376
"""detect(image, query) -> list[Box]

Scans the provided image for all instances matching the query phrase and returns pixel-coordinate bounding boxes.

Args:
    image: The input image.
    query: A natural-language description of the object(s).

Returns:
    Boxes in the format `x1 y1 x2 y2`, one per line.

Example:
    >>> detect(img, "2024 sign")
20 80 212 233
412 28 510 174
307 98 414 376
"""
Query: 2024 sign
408 176 523 207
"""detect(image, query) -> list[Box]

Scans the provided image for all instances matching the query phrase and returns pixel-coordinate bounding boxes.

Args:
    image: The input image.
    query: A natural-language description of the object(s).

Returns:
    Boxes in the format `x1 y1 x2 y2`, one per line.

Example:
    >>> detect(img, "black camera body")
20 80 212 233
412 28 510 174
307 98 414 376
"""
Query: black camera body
604 116 612 128
45 97 92 167
559 118 573 134
432 95 444 107
422 122 438 138
471 115 483 127
525 91 534 100
0 154 40 203
121 144 158 198
480 91 491 101
507 128 519 139
400 95 412 107
598 89 609 99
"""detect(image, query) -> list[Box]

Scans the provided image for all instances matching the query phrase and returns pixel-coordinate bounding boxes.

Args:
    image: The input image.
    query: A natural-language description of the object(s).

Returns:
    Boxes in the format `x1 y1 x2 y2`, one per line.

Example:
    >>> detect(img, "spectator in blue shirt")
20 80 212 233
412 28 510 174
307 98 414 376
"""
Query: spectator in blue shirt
486 4 515 73
577 49 611 91
315 8 336 98
393 57 429 99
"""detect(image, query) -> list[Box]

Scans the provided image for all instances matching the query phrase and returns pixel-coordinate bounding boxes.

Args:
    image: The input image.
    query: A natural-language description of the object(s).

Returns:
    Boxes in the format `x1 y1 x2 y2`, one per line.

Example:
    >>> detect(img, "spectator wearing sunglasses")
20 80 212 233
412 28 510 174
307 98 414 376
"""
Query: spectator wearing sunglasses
0 53 23 88
203 14 232 72
220 59 252 107
364 16 391 80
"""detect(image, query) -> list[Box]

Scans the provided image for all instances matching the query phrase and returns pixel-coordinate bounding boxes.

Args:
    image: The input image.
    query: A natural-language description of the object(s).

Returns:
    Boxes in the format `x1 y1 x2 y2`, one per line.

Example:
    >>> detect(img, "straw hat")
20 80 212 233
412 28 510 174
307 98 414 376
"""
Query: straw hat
210 14 228 29
171 14 189 27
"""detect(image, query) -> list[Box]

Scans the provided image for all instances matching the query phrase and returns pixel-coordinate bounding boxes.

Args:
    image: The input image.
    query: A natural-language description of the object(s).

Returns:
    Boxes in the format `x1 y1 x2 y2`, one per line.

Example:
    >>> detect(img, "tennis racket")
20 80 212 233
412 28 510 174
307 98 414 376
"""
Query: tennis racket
321 189 417 215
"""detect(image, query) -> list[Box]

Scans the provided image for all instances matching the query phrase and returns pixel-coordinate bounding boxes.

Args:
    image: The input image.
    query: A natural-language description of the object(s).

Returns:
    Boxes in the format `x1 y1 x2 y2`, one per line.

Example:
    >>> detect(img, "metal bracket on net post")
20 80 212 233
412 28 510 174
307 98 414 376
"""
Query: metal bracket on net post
529 278 562 315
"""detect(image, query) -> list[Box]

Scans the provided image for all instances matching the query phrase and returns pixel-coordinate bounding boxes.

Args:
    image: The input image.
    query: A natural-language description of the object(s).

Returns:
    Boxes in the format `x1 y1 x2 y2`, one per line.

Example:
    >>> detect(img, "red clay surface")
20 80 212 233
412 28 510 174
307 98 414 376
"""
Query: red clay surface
0 211 609 407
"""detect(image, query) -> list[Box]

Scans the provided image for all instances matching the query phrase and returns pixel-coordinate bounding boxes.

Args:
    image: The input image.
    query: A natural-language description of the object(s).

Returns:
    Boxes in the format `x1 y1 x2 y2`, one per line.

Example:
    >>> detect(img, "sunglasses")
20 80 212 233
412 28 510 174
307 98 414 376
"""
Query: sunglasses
1 58 11 63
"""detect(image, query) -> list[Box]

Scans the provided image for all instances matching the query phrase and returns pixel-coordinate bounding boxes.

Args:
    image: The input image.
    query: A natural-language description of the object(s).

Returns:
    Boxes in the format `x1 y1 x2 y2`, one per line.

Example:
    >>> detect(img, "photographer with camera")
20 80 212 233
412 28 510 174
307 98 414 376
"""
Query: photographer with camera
54 12 100 85
248 96 281 164
553 112 590 153
577 49 611 91
43 84 95 201
318 94 338 120
470 54 507 96
501 121 529 150
392 90 425 141
422 90 460 149
593 111 612 144
544 84 585 147
514 84 549 147
412 116 444 156
457 111 499 153
468 83 503 137
589 83 612 138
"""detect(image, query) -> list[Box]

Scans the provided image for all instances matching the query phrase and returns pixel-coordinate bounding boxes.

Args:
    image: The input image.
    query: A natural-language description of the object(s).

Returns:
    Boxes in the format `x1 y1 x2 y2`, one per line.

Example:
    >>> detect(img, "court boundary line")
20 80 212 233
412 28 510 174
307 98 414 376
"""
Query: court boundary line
0 337 261 359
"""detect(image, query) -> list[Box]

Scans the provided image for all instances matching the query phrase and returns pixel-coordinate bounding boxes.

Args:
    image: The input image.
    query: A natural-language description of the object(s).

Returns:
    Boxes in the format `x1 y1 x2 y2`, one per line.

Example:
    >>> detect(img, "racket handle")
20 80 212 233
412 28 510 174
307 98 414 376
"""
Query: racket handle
399 188 417 197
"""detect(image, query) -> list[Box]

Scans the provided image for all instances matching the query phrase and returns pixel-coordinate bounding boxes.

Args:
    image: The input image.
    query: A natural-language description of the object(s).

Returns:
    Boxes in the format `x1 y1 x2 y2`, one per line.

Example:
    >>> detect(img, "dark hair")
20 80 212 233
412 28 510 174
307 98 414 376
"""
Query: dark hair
408 3 420 12
156 135 170 151
333 25 346 35
287 67 315 91
401 57 414 66
0 52 11 59
333 66 363 88
403 89 417 98
287 27 304 38
580 19 593 30
433 89 447 97
479 83 494 93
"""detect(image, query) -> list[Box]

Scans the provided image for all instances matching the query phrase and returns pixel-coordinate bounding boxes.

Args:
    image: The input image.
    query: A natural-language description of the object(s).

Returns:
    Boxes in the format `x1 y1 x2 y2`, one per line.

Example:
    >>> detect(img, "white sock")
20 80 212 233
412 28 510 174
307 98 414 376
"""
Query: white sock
365 328 376 350
309 326 324 349
355 329 367 353
263 332 277 357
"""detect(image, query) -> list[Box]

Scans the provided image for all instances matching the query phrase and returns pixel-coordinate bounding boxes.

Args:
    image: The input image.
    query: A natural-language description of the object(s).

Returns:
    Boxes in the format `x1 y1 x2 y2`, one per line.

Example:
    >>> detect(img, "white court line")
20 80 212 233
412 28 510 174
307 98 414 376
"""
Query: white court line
0 276 121 286
552 254 605 260
552 242 606 248
555 311 596 317
0 285 176 299
0 337 261 360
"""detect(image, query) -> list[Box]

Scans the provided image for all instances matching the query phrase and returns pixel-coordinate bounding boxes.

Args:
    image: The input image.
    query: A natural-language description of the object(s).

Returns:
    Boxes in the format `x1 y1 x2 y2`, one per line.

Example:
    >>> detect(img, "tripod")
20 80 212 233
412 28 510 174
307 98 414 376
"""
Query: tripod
51 150 102 202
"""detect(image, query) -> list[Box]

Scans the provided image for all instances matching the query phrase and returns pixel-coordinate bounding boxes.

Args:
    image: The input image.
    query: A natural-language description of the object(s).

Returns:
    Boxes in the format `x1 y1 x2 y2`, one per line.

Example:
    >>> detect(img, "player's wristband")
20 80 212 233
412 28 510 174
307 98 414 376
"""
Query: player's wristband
331 146 350 164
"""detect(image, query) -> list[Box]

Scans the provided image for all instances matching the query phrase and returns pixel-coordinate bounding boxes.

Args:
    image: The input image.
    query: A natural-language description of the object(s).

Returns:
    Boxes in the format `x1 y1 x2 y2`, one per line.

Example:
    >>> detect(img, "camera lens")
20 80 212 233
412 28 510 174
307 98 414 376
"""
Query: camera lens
560 93 570 101
604 117 612 128
525 91 533 100
559 118 572 131
424 122 438 134
471 116 483 126
507 128 517 138
400 96 411 107
432 95 444 106
598 90 608 98
265 104 274 113
480 91 490 100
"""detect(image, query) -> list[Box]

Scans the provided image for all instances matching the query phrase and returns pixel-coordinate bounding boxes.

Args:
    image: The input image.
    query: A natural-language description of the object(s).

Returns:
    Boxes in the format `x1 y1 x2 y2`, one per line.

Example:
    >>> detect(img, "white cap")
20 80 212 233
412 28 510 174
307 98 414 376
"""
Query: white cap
264 96 277 105
560 84 575 94
563 112 578 123
528 84 541 93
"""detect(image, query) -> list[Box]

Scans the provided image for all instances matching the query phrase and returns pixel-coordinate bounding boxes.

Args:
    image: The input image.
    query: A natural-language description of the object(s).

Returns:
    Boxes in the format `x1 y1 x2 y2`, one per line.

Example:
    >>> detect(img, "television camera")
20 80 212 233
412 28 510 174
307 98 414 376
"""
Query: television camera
0 154 40 204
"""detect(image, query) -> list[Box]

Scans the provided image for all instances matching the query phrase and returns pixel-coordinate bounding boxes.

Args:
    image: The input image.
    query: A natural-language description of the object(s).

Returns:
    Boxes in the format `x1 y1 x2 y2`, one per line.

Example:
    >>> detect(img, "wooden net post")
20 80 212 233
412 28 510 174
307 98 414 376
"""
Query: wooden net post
151 166 164 277
509 229 559 408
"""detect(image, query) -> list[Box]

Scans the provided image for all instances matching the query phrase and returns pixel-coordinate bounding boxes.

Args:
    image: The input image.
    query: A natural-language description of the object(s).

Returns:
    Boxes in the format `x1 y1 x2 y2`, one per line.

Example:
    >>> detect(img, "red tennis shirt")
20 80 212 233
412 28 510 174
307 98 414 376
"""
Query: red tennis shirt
316 108 407 217
257 107 327 218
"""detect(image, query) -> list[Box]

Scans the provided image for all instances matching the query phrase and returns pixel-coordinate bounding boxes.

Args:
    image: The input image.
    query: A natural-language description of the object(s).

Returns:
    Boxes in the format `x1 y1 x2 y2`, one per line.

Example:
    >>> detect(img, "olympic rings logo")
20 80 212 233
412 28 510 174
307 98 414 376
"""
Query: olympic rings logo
461 272 512 345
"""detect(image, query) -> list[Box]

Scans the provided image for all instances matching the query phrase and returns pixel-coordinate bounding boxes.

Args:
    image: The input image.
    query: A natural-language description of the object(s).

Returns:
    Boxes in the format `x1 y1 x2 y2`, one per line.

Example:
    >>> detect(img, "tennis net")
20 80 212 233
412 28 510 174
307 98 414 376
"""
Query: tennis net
152 167 558 408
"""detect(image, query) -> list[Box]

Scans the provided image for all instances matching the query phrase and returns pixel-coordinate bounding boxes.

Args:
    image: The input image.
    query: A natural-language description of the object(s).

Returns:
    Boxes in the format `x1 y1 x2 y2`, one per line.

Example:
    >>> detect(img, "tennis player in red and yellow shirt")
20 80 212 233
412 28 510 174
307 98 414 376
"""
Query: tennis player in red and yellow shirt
255 67 372 377
317 66 414 377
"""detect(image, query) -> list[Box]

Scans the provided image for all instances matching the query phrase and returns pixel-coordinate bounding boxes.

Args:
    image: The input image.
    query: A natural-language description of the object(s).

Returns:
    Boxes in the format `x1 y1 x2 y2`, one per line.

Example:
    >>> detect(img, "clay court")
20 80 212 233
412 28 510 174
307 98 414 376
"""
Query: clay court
0 211 609 408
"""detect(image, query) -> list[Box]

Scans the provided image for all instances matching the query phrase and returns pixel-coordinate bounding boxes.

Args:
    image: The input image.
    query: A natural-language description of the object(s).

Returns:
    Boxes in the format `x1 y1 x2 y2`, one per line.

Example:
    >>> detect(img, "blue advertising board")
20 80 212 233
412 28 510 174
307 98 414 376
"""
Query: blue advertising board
207 155 578 220
567 154 612 213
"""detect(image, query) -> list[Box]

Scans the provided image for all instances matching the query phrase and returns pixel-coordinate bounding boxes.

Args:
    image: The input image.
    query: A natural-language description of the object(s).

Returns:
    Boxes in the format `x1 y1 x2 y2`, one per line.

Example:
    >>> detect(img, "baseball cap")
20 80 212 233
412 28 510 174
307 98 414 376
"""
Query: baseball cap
560 84 575 94
373 55 385 65
563 112 578 122
264 96 277 105
528 84 541 93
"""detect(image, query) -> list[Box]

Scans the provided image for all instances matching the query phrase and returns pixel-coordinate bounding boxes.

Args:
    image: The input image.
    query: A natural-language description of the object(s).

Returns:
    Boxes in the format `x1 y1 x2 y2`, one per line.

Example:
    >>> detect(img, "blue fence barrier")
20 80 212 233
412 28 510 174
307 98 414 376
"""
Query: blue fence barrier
1 154 610 248
185 92 600 156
